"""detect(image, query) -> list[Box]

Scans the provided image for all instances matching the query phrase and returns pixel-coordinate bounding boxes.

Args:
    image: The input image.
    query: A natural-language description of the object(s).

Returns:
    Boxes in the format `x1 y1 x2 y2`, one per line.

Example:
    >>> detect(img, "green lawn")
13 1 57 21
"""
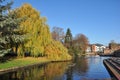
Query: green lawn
0 57 50 70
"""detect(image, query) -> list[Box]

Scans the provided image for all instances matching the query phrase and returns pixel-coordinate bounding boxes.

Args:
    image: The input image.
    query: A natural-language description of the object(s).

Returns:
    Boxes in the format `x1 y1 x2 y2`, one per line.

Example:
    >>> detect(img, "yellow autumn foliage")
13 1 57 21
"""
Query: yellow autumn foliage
45 40 72 61
15 3 71 60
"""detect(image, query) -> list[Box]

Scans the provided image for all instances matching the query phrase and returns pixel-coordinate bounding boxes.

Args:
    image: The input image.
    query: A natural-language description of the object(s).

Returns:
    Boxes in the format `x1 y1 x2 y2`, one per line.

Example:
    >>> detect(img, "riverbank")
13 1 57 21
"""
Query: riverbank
0 57 72 74
0 57 51 74
0 56 112 80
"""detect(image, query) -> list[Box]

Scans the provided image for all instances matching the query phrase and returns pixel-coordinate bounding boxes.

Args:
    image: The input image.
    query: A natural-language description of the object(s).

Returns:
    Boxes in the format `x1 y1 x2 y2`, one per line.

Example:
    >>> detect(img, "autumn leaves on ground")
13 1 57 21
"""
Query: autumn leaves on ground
0 1 88 69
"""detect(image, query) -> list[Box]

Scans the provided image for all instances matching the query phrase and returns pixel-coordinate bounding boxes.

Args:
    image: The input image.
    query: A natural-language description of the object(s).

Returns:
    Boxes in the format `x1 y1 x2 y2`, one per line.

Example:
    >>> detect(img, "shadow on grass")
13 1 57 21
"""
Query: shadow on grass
0 53 17 63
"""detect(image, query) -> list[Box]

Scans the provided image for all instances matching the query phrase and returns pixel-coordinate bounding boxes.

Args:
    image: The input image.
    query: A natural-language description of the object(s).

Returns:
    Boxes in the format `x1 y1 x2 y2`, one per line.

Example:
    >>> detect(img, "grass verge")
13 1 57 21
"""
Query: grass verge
0 57 50 70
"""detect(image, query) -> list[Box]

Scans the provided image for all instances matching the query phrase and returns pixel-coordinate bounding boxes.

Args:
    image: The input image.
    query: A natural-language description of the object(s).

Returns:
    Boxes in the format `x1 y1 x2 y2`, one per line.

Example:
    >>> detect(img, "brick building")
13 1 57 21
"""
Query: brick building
104 43 120 54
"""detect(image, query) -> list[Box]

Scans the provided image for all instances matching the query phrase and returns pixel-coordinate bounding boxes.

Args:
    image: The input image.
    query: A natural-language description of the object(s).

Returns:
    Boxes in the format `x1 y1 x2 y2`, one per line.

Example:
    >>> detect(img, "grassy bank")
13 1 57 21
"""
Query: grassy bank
0 57 50 70
0 57 72 71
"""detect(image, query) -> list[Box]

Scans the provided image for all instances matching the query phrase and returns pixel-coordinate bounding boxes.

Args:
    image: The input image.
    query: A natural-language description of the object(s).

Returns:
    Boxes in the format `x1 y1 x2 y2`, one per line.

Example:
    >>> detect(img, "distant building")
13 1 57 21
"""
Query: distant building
86 44 106 54
104 47 113 54
104 42 120 54
86 45 92 53
95 44 106 52
91 44 105 53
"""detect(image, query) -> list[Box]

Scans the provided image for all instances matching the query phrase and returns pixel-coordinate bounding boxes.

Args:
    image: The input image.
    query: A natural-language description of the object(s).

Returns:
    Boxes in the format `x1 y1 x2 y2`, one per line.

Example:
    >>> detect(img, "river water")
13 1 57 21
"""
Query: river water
0 56 112 80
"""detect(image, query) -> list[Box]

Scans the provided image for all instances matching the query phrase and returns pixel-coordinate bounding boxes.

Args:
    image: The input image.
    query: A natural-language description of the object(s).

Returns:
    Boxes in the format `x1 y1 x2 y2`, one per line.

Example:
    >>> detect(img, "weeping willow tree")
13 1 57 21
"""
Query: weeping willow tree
14 4 51 57
45 40 71 61
15 3 71 60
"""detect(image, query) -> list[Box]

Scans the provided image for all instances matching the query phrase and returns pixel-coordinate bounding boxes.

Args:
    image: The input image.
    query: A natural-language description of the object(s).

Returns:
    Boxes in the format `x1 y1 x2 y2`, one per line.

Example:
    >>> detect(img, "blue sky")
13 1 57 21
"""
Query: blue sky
11 0 120 45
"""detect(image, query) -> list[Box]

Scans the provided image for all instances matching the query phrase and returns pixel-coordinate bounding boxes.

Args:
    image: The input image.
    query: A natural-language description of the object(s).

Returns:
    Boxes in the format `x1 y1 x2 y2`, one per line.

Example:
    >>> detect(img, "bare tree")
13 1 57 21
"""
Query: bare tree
51 26 65 42
109 40 119 50
73 34 89 53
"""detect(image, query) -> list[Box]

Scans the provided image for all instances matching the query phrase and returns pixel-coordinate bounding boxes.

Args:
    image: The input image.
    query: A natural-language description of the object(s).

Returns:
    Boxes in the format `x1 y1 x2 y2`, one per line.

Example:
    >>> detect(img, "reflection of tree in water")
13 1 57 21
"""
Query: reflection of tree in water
74 57 89 75
66 67 73 80
0 59 88 80
0 62 70 80
0 64 46 80
44 62 70 80
65 57 89 80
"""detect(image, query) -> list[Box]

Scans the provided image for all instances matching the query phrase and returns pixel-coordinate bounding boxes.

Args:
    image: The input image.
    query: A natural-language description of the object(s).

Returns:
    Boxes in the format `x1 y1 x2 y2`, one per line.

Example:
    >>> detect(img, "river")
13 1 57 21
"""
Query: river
0 56 112 80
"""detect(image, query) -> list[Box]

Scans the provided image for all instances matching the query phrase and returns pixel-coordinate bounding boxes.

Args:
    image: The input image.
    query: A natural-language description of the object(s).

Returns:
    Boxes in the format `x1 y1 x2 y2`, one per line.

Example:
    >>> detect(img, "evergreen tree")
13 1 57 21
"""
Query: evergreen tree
65 28 72 43
64 28 72 48
0 0 26 57
0 0 14 56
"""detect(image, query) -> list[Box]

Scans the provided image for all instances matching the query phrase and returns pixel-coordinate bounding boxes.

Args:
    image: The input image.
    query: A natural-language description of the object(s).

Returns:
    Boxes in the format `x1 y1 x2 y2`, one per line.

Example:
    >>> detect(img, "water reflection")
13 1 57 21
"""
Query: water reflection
0 62 71 80
0 64 46 80
0 56 112 80
74 57 88 75
65 57 89 80
64 56 111 80
44 62 70 80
